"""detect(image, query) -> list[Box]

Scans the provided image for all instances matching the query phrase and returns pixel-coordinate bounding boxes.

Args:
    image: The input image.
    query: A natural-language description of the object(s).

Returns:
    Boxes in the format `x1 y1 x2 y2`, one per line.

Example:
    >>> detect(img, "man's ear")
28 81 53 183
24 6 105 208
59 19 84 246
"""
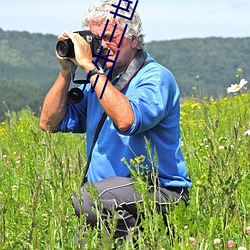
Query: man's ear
131 36 138 49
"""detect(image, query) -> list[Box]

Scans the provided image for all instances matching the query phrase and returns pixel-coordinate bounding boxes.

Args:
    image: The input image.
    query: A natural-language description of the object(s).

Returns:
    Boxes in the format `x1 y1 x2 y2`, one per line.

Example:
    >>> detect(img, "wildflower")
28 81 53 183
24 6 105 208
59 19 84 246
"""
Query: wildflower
42 213 48 221
238 247 246 250
237 68 243 73
246 226 250 235
189 237 196 246
12 185 18 192
130 159 135 165
219 145 225 150
20 207 25 214
196 180 202 185
244 130 250 136
135 157 141 164
227 79 248 93
191 103 201 109
214 238 221 244
228 240 235 248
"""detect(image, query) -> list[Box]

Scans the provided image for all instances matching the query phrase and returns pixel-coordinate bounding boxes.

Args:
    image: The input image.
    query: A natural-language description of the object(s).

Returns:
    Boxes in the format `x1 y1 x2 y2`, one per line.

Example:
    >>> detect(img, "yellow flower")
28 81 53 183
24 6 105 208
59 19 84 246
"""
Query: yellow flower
237 67 243 73
130 159 135 165
191 103 201 109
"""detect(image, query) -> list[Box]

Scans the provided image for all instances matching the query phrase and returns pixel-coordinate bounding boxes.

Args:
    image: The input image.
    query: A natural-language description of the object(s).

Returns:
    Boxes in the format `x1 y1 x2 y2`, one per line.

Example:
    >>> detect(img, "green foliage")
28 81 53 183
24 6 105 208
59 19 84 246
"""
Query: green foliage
0 29 61 121
0 29 60 94
0 79 46 121
0 109 85 249
0 93 249 249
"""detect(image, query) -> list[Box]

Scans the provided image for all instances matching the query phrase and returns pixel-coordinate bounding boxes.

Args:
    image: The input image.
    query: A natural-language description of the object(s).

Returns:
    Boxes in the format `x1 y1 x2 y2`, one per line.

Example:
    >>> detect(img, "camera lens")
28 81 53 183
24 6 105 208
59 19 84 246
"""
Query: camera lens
56 39 74 58
68 88 84 103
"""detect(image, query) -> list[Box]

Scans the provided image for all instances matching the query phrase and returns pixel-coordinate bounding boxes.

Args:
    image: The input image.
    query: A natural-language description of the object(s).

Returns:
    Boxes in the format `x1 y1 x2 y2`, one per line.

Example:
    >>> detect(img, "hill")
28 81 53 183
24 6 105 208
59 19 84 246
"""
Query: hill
0 28 249 120
145 37 250 97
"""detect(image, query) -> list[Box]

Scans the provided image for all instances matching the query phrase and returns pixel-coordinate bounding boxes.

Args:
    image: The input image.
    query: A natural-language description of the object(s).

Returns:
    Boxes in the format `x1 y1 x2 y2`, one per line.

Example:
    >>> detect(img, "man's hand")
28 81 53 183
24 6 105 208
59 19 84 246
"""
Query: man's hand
56 33 79 71
62 31 95 72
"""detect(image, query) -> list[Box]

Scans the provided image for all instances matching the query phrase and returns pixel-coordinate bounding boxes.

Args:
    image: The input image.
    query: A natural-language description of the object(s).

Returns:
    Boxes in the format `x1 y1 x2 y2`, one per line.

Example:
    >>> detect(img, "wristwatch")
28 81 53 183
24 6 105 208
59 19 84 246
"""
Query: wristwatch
89 68 104 78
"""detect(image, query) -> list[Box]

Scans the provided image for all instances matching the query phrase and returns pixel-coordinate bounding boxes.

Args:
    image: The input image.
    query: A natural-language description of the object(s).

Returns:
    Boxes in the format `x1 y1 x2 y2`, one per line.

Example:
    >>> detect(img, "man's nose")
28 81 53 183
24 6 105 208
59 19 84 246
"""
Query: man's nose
102 39 109 49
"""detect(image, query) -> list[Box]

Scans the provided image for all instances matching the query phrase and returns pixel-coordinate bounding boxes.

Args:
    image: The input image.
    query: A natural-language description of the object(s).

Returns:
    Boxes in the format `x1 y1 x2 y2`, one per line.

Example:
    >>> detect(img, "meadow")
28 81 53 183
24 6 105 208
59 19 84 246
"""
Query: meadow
0 90 249 249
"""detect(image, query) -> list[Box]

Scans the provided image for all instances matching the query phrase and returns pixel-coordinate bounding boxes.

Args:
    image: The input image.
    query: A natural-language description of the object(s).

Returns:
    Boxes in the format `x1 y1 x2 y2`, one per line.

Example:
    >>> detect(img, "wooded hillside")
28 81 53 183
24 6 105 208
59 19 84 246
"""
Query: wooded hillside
0 28 249 120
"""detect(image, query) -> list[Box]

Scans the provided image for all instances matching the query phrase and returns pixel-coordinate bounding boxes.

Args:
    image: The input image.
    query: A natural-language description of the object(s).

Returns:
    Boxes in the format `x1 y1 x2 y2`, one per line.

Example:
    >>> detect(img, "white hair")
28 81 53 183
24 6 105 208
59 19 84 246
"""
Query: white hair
82 0 145 49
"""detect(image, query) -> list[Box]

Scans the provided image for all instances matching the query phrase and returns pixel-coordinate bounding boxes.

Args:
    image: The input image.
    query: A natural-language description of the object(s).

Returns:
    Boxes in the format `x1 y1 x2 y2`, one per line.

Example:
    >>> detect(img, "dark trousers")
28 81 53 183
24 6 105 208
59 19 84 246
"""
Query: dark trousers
72 176 189 238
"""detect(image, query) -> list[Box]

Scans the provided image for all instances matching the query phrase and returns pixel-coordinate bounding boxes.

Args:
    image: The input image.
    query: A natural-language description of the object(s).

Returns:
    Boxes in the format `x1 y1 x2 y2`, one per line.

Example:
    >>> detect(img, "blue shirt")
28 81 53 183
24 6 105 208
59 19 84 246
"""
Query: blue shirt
58 52 192 188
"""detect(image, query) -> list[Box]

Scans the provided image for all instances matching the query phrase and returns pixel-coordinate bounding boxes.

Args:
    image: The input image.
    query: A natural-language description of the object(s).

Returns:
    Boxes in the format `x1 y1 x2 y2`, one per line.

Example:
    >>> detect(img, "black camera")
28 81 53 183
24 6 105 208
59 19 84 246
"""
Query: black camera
56 30 102 58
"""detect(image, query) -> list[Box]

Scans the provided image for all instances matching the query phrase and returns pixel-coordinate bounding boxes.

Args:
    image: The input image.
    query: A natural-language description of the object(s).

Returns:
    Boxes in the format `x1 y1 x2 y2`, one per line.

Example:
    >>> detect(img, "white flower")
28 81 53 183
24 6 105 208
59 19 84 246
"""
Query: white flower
227 79 248 93
238 247 246 250
214 238 221 244
244 130 250 136
20 207 25 214
189 237 196 245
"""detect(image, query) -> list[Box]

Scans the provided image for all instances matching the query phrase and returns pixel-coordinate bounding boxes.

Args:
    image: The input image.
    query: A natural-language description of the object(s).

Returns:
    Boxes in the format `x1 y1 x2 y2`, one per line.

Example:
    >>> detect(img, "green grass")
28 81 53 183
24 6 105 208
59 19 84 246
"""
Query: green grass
0 93 249 249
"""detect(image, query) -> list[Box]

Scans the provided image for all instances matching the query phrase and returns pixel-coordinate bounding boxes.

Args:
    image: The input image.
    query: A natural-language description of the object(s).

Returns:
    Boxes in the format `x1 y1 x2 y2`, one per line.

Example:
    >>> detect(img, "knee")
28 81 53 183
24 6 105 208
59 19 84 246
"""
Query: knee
72 196 82 217
72 187 93 217
72 188 97 225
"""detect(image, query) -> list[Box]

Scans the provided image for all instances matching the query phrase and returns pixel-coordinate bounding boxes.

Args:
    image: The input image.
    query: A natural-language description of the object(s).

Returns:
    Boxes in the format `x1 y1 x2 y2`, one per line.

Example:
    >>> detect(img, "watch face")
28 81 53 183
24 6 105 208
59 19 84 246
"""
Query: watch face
98 68 104 74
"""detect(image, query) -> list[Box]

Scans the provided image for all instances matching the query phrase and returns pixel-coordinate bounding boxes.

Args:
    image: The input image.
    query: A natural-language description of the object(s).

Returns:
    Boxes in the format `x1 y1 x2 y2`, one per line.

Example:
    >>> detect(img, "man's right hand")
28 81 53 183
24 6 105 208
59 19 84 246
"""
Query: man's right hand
56 33 79 71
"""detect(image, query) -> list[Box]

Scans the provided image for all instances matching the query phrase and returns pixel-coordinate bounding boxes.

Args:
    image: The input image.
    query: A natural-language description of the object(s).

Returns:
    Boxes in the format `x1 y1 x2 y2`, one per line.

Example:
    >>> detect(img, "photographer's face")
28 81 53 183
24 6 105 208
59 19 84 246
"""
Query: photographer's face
89 19 138 76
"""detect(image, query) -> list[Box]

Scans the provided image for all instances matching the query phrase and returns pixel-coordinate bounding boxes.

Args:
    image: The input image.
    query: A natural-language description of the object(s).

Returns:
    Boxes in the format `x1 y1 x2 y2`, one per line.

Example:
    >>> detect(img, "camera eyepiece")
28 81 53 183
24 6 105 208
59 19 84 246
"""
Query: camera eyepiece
56 30 101 58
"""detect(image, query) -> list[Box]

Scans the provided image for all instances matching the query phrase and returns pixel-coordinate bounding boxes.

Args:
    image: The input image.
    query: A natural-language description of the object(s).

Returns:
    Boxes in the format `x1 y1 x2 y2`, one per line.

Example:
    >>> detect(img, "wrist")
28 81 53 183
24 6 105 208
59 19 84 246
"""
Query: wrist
89 68 104 79
60 68 71 79
82 62 96 73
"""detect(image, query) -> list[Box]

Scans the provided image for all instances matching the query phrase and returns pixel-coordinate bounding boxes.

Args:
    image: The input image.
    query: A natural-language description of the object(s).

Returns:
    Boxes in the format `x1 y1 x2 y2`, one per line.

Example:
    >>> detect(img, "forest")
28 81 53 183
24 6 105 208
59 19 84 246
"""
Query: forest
0 28 249 120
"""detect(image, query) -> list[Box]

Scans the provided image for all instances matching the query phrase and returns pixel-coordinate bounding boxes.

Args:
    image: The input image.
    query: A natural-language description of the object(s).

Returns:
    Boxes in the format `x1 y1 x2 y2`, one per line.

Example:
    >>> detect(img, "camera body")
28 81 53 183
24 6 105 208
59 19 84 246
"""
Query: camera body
56 30 102 58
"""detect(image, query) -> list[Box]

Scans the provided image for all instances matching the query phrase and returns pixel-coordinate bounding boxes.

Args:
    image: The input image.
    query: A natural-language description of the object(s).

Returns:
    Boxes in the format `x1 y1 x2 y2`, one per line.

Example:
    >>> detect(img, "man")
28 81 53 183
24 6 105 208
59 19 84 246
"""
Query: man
40 0 192 242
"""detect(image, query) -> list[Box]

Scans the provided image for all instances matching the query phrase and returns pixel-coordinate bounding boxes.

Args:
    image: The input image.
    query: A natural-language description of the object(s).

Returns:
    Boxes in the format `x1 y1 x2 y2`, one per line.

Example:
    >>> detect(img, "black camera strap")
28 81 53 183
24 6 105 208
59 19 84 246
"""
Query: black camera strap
81 50 150 186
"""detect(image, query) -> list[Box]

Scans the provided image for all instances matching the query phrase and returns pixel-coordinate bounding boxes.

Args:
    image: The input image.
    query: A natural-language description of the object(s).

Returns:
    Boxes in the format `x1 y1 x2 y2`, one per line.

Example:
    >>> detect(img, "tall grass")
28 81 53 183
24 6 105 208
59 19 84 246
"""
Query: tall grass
0 93 249 249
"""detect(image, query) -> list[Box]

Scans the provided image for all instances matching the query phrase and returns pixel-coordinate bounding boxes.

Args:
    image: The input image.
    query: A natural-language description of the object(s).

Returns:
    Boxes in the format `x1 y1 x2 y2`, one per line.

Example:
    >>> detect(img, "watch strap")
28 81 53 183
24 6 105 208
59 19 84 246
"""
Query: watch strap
89 68 104 78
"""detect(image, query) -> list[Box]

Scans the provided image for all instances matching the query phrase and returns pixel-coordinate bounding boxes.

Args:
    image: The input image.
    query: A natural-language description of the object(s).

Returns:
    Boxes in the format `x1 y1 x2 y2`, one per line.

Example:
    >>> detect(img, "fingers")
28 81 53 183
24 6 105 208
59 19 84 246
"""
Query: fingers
58 31 88 45
58 31 69 41
55 50 79 66
63 31 79 41
57 31 79 41
56 31 92 69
